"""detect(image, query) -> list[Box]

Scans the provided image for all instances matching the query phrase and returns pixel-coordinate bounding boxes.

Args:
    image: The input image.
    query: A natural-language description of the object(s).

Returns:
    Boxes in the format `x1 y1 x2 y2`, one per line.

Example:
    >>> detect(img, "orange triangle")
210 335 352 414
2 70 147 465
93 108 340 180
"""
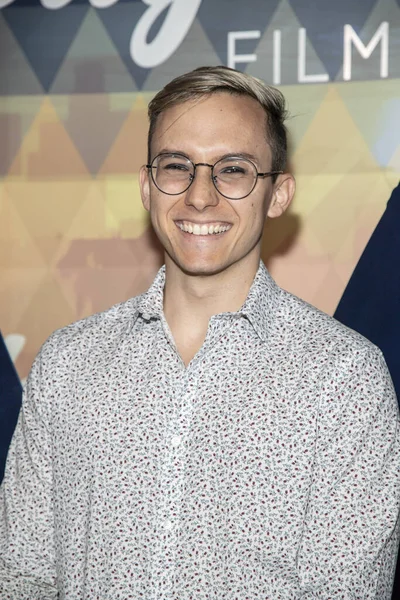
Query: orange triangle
14 272 78 378
53 265 140 320
269 254 330 306
8 97 89 178
0 267 48 334
99 94 148 175
5 180 92 265
0 184 46 267
311 265 346 316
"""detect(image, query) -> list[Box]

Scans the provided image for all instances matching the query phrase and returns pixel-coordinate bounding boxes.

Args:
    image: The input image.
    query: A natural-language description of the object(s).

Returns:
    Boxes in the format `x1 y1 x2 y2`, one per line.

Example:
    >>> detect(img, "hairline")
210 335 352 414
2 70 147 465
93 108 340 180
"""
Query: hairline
147 89 273 166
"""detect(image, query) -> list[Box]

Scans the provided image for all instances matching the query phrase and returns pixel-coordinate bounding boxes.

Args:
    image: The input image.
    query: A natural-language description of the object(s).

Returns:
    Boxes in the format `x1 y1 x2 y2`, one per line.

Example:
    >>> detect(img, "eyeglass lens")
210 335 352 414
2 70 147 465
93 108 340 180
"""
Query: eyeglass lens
151 154 258 199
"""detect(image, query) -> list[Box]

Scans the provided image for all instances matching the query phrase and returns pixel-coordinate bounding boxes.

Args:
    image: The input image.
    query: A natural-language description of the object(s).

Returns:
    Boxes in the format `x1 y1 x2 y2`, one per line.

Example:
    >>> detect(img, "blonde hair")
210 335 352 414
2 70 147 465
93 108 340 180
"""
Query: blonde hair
147 65 288 173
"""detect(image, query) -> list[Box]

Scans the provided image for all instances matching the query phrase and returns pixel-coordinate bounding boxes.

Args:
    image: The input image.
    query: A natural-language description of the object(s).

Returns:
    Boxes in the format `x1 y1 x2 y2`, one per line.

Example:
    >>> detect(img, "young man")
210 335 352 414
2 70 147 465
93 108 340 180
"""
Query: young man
1 66 399 599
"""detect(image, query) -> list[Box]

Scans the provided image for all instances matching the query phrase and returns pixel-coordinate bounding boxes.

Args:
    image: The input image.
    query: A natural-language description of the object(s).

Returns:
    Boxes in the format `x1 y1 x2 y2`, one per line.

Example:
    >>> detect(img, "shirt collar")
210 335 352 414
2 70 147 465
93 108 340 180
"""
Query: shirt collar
238 261 280 342
134 265 166 322
133 261 280 342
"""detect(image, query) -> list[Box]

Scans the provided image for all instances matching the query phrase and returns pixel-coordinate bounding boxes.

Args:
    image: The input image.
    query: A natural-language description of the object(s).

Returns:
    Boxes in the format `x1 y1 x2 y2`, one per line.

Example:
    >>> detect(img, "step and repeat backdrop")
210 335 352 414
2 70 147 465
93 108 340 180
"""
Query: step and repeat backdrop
1 0 400 381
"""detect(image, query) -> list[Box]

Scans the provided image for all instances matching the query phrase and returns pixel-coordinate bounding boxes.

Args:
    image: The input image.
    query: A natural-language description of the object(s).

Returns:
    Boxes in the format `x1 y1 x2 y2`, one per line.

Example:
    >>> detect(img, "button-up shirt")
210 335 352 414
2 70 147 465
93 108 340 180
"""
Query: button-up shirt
1 262 399 599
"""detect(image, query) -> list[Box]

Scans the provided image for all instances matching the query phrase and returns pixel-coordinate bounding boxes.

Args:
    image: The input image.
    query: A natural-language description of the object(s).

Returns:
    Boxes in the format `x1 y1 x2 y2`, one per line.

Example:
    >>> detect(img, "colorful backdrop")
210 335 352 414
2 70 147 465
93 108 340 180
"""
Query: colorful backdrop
1 0 400 382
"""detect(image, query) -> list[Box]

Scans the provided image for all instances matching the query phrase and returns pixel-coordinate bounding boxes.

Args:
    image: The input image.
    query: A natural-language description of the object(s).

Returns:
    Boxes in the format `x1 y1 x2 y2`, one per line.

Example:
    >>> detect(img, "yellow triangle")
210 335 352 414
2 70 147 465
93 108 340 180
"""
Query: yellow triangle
67 182 117 239
293 85 379 176
6 180 91 265
99 94 148 175
102 175 150 240
8 97 89 178
293 173 344 217
333 172 394 264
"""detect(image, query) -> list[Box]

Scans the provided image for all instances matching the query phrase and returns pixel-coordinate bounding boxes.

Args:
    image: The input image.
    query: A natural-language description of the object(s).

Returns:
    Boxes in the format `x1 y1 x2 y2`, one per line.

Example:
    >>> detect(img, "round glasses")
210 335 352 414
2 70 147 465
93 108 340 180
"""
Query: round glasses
146 153 282 200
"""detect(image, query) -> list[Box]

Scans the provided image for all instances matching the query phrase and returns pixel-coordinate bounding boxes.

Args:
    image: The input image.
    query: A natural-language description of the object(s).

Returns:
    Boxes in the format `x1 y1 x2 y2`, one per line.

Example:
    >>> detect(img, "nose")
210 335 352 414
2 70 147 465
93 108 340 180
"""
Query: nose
184 164 220 211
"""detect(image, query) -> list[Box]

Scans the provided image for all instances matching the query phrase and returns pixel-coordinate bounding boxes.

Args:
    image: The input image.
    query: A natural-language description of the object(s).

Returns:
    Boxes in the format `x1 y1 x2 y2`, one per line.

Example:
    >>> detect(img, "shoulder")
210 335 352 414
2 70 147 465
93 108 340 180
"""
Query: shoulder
36 294 143 369
277 288 397 414
277 286 379 353
275 287 390 382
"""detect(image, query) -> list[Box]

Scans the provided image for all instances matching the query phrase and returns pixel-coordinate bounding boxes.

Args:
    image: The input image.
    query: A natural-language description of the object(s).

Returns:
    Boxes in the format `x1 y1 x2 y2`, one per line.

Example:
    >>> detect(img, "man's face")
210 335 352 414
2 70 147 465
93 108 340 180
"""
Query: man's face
140 92 293 277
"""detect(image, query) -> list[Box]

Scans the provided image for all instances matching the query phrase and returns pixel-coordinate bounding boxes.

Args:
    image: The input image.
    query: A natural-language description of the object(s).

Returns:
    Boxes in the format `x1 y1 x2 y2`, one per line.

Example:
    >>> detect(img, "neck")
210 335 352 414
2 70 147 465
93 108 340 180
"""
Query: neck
164 254 260 324
162 253 260 366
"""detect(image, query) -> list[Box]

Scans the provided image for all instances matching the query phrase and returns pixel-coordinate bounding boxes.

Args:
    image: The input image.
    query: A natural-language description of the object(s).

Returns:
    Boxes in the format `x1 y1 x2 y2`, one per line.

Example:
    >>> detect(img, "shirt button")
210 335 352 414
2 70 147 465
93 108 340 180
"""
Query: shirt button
171 435 181 448
164 520 173 531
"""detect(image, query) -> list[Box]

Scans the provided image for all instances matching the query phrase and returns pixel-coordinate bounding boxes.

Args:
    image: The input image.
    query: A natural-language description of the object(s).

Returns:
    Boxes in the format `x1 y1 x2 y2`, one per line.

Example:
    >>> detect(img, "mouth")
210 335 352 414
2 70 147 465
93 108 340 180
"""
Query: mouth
175 220 232 236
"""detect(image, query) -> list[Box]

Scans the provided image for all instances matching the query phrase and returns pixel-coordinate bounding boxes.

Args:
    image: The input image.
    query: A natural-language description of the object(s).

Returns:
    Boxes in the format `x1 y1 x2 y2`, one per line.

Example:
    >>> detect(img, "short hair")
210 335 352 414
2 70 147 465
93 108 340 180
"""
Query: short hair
147 65 289 173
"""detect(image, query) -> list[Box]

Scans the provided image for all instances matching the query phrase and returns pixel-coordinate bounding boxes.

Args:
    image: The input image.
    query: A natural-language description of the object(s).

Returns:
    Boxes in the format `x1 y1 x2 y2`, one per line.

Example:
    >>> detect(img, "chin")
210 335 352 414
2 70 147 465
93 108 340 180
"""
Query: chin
180 264 226 277
173 256 231 277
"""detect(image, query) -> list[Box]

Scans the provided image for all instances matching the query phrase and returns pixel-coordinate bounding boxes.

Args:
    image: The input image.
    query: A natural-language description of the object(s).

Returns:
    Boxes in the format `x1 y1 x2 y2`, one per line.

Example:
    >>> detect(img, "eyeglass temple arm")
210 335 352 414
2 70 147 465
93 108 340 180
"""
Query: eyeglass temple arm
257 170 283 178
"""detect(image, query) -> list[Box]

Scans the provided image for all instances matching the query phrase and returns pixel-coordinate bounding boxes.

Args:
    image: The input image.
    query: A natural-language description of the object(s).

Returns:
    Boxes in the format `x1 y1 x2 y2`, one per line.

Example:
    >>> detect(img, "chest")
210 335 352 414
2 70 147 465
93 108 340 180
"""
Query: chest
51 325 327 587
52 323 322 492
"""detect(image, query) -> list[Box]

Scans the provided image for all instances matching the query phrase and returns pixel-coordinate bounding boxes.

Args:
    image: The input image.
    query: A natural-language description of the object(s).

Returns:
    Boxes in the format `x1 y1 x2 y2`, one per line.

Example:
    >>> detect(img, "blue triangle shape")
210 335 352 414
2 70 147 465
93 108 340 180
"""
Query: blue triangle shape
0 14 44 95
2 2 89 92
97 1 151 90
197 0 281 67
50 8 136 94
288 0 378 80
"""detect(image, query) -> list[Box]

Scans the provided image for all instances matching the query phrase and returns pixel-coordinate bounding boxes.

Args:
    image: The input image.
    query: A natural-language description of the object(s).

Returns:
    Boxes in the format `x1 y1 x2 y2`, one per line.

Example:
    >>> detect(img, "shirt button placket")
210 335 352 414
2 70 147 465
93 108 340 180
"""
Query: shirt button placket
153 370 189 600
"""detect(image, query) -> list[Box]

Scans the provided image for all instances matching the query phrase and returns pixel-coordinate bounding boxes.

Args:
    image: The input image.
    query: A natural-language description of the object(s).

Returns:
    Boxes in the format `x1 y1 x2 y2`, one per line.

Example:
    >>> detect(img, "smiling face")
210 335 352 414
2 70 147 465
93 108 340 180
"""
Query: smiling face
140 92 294 279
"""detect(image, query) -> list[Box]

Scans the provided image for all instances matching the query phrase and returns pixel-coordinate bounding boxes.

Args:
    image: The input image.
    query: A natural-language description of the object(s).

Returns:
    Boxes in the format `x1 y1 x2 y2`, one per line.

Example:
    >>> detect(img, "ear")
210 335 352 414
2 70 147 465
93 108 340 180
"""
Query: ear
139 165 151 211
267 173 296 219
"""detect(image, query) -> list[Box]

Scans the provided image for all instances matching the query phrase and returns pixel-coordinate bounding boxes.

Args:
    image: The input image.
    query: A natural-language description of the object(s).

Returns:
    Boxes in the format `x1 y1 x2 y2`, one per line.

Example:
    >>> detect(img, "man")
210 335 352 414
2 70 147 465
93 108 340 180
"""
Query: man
0 66 399 599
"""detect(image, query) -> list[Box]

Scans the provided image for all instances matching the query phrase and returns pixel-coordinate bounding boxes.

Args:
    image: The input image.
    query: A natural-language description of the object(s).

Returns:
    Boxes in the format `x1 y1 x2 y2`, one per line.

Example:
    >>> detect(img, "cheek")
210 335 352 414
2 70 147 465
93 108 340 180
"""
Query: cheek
248 202 265 228
236 206 260 241
149 196 177 231
148 200 165 235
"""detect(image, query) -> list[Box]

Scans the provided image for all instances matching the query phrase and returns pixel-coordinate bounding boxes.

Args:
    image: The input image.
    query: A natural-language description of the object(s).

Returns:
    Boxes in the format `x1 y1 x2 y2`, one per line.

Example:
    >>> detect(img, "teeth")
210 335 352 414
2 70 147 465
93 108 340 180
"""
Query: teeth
178 222 230 235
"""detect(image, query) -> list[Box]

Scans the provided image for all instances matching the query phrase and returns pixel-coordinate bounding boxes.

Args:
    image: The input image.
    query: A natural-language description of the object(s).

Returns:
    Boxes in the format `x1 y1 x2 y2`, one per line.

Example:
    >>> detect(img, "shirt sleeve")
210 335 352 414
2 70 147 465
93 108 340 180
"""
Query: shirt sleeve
0 343 58 599
297 345 400 599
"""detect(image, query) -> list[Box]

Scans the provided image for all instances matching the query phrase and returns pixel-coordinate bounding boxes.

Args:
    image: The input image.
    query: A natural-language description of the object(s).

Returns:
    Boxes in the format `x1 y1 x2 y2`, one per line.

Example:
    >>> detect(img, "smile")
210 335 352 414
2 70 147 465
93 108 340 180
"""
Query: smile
176 221 232 236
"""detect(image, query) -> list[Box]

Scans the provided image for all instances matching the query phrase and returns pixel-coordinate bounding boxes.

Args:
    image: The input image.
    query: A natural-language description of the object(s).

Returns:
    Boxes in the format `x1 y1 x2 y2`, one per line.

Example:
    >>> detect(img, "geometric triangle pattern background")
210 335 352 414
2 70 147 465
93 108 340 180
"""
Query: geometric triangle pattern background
50 8 137 95
0 0 399 380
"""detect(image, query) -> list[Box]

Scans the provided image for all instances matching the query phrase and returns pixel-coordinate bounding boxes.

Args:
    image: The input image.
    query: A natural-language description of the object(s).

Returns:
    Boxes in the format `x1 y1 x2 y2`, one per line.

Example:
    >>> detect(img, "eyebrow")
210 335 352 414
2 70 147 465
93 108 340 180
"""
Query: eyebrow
156 149 261 164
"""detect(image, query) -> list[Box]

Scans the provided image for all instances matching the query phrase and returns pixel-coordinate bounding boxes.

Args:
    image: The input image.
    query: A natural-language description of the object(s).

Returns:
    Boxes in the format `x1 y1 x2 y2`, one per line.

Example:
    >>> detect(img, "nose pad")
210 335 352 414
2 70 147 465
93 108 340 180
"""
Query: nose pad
184 166 219 210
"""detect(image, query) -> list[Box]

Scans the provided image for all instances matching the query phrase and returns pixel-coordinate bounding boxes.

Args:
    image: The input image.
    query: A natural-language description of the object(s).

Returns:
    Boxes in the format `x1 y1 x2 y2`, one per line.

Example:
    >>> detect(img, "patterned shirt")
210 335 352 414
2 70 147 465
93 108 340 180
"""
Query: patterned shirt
1 262 399 600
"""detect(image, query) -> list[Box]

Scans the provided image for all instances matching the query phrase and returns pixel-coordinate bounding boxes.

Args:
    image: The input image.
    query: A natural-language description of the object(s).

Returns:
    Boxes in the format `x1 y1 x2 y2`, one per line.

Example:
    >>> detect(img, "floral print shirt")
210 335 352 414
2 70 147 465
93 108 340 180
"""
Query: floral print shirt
1 262 399 599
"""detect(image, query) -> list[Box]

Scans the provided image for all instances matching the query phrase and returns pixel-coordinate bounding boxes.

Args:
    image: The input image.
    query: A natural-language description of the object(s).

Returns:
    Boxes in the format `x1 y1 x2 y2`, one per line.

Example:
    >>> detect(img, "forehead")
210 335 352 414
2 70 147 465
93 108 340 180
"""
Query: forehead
151 92 270 160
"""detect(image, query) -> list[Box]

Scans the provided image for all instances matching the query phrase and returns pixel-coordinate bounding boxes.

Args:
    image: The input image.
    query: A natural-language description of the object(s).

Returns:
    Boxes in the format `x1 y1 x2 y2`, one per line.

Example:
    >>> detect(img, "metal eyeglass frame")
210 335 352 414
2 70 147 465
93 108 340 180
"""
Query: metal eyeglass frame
146 153 283 200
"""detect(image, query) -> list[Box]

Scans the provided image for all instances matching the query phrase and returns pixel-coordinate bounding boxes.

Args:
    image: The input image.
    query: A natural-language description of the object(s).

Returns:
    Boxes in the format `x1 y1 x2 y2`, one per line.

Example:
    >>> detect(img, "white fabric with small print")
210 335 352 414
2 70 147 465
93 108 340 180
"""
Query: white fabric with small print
1 262 399 600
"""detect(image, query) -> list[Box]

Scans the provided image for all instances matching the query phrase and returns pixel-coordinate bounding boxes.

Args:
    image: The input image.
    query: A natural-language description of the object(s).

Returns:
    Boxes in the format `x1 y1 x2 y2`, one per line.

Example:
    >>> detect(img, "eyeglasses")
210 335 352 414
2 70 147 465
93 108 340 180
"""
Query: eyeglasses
146 153 282 200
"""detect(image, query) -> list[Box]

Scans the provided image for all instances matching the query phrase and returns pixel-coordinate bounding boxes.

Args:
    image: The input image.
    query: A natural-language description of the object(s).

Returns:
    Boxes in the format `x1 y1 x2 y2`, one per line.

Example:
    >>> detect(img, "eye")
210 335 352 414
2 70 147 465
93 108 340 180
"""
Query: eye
219 165 246 175
217 162 251 178
158 157 193 175
163 162 190 171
